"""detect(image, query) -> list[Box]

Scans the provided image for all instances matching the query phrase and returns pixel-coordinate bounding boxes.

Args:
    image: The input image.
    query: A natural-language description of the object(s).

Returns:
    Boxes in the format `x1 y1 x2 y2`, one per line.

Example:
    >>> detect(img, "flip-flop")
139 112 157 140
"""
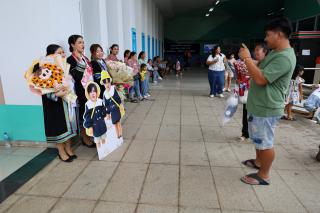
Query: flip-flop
241 173 270 185
281 116 296 121
242 159 260 170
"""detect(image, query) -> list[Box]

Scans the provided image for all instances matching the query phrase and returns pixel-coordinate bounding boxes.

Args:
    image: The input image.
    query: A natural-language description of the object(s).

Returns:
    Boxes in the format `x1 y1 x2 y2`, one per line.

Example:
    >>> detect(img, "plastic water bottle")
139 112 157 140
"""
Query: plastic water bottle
3 132 11 149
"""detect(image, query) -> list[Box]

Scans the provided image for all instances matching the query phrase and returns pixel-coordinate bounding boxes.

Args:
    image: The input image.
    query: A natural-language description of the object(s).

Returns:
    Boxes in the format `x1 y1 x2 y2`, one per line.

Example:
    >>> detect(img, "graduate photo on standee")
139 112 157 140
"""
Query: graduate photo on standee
83 71 124 160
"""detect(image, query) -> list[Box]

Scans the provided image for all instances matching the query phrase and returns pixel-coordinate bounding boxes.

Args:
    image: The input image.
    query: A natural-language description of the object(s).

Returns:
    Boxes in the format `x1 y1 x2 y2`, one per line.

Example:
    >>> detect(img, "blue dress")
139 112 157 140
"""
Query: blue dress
103 85 122 124
83 99 107 137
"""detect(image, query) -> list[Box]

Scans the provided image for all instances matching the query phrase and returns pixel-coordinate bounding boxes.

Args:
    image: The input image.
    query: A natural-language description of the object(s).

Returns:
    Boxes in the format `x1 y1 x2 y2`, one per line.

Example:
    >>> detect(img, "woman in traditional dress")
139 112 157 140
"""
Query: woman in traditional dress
35 44 77 162
67 34 95 148
90 44 108 98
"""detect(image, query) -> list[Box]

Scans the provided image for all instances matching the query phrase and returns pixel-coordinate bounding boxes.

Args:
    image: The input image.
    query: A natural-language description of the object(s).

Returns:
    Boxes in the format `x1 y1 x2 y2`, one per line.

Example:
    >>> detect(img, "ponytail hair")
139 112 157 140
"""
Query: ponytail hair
68 34 83 52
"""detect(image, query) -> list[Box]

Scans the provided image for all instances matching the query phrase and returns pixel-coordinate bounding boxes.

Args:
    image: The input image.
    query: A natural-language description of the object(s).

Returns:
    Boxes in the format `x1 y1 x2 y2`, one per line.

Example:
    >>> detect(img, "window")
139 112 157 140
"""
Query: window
298 17 316 31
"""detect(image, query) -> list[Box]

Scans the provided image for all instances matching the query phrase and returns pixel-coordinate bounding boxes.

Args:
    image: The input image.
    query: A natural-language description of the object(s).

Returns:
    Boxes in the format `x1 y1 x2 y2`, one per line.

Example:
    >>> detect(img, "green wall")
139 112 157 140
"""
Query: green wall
285 0 320 21
0 105 46 142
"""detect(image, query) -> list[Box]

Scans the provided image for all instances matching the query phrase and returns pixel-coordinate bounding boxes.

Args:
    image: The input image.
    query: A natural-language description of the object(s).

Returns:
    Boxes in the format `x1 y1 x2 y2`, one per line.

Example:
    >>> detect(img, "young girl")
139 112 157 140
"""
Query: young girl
83 82 107 148
140 63 149 98
101 71 123 139
283 65 305 121
239 43 268 141
224 53 235 92
175 58 182 77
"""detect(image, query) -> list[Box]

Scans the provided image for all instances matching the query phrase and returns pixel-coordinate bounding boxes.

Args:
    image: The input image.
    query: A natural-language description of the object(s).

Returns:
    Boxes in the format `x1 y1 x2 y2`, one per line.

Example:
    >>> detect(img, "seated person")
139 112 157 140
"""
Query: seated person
304 84 320 119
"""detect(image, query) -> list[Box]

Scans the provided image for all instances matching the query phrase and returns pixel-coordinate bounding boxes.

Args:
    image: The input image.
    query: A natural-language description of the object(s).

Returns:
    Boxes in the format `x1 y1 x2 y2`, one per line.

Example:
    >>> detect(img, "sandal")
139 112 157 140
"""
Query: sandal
241 173 270 185
281 116 296 121
242 159 260 170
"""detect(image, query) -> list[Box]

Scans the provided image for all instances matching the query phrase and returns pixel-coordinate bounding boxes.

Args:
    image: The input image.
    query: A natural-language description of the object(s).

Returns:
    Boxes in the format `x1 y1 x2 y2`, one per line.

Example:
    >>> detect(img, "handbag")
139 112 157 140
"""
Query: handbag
110 96 125 118
85 102 96 137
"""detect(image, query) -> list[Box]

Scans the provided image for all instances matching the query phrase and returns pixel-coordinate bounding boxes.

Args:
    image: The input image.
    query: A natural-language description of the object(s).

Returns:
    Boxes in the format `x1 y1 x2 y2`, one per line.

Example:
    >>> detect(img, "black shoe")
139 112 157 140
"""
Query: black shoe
58 154 73 162
68 154 78 160
82 140 96 148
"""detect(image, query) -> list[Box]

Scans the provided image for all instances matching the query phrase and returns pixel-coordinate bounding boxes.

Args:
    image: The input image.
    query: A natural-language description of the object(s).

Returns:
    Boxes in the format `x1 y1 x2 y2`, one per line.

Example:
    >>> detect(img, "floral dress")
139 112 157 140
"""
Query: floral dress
286 76 305 105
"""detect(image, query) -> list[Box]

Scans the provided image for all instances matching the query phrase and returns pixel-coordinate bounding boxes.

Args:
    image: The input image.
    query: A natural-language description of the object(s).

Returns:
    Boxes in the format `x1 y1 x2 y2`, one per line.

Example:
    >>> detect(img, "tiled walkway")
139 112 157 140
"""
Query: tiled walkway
1 68 320 213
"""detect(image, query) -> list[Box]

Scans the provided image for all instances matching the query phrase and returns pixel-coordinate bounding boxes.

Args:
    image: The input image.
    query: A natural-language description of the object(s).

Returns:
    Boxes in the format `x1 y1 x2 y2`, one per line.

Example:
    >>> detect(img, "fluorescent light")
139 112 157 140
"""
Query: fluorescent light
215 0 220 5
206 13 210 17
209 7 214 12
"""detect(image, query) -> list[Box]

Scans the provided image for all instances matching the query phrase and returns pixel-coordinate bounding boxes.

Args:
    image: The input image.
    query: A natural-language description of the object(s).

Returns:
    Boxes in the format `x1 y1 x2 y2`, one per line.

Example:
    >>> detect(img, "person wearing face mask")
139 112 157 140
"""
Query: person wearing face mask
90 44 108 98
67 34 94 148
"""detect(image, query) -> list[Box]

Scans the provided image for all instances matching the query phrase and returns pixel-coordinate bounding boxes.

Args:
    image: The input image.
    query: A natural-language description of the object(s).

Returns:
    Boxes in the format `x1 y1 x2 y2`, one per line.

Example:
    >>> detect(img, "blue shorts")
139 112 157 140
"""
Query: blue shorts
248 114 281 150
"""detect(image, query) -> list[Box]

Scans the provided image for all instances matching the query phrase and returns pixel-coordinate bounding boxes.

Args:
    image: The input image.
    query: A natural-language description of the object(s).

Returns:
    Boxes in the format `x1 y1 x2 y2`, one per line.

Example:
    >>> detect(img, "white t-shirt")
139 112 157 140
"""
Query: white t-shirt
207 54 225 71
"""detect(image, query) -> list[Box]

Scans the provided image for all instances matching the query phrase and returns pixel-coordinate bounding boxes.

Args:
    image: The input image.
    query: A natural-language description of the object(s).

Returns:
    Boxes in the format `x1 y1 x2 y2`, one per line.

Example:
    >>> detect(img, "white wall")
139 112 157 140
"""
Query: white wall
135 0 143 54
0 0 82 105
147 0 153 59
122 0 137 51
81 0 109 56
106 0 124 59
141 0 148 53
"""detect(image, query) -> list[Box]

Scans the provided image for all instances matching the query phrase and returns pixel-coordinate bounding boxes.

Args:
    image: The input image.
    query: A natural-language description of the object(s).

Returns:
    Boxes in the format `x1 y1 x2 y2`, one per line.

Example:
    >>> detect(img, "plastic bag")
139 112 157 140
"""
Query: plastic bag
222 90 239 125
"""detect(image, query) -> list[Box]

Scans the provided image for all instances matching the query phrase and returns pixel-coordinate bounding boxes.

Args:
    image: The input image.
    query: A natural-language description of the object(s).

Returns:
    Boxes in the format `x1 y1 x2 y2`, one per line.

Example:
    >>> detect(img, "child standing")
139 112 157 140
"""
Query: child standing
283 65 305 121
101 71 123 139
83 82 107 148
175 58 182 77
140 63 149 99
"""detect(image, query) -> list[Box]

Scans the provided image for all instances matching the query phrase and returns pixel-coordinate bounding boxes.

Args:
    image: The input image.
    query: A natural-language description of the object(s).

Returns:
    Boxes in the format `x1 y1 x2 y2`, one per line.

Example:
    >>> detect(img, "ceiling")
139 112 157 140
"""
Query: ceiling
154 0 285 20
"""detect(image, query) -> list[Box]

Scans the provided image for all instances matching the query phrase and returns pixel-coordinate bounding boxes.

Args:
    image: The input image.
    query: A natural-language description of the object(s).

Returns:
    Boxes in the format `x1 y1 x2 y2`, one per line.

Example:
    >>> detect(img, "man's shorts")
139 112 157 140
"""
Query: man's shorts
248 114 281 150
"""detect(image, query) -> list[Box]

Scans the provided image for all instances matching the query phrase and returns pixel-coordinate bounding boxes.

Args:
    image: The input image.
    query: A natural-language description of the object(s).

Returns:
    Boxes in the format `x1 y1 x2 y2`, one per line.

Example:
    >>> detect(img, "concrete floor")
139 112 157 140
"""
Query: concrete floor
1 68 320 213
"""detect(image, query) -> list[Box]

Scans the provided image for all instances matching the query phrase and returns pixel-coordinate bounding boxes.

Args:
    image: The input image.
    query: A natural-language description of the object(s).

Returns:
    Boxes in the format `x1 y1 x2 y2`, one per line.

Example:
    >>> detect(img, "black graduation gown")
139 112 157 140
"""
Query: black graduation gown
41 93 77 143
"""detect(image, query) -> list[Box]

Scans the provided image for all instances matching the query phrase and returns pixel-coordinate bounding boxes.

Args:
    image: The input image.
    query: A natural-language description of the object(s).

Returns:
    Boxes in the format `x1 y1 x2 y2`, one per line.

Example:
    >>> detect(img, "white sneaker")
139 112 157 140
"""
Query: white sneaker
223 88 227 92
147 93 151 97
209 94 215 98
218 94 224 98
143 95 149 99
158 77 163 80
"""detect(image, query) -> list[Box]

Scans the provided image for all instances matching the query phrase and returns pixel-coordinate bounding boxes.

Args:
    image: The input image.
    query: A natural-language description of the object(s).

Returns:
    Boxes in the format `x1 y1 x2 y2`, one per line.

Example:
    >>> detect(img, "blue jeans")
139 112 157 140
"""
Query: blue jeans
141 77 148 97
208 70 225 95
130 78 142 99
152 70 159 82
248 114 281 150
